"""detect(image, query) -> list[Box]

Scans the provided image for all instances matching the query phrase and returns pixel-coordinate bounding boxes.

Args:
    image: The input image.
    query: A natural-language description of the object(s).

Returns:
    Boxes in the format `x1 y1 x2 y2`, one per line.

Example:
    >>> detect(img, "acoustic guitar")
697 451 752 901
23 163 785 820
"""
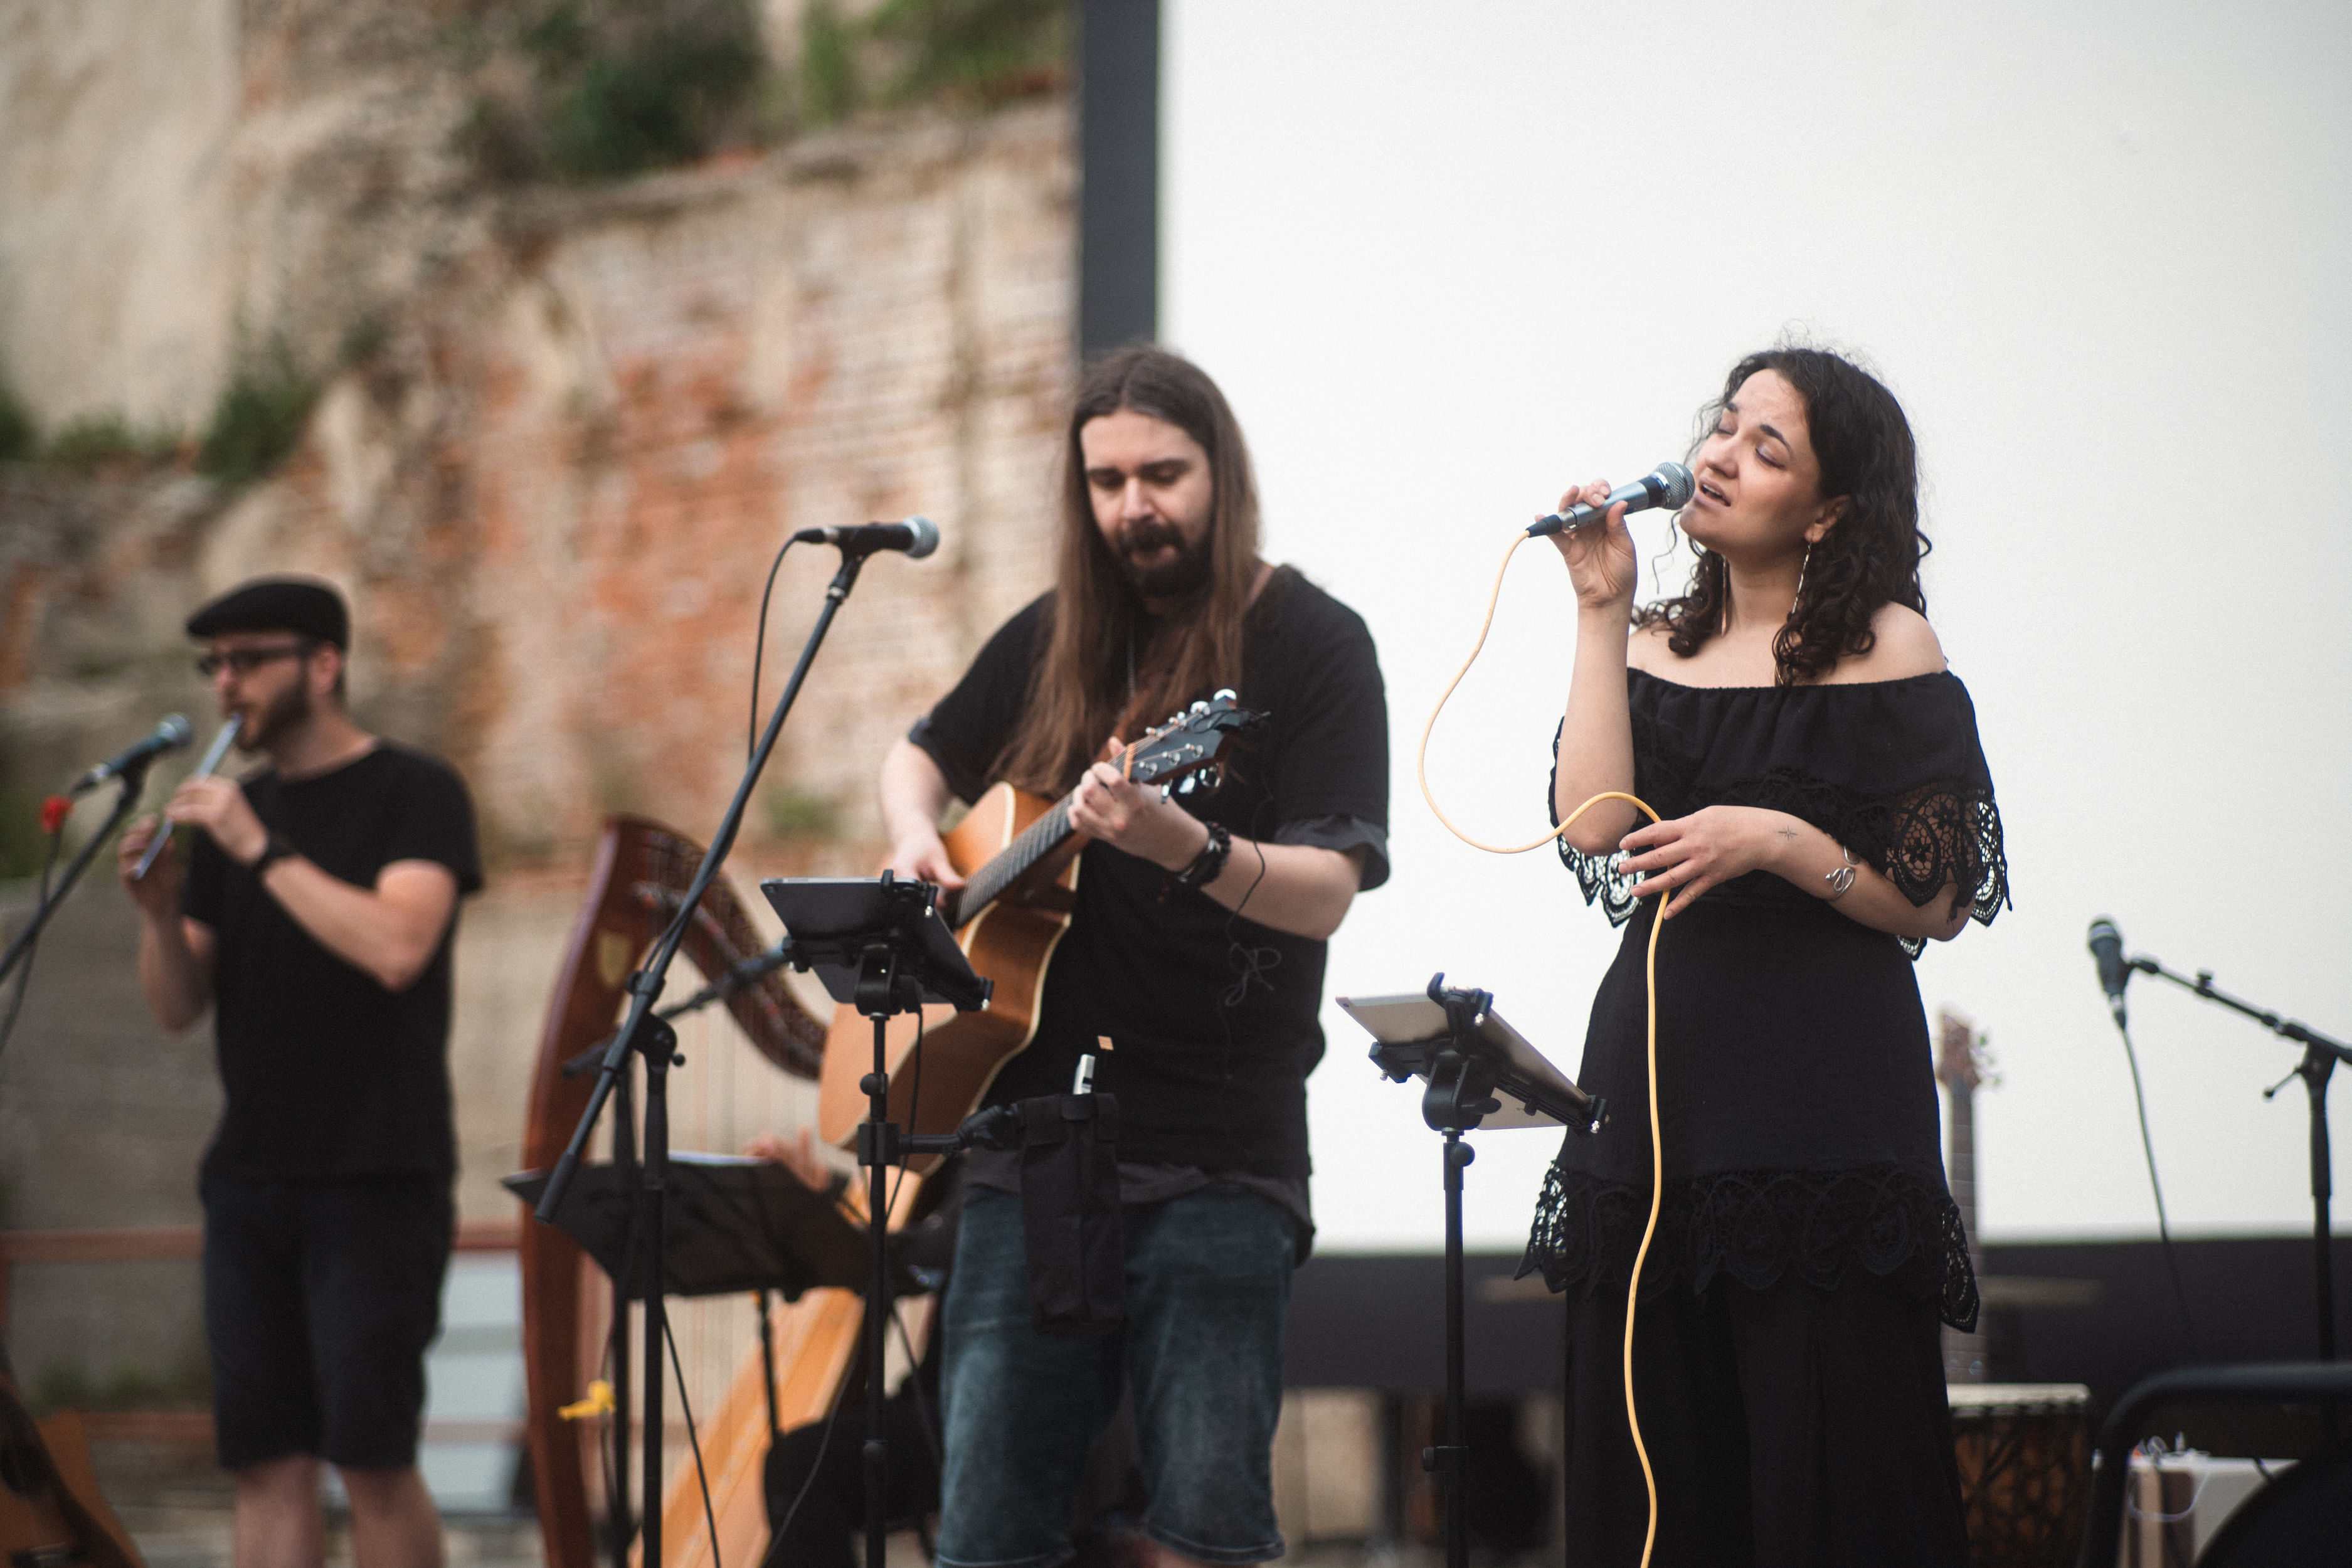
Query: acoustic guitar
816 694 1263 1154
0 1369 142 1568
1935 1007 1993 1384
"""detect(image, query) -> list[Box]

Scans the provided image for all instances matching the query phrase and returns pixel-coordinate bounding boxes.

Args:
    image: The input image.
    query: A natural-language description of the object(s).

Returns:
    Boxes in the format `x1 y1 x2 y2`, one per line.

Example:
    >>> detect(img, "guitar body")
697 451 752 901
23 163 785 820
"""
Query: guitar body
0 1374 142 1568
818 781 1082 1155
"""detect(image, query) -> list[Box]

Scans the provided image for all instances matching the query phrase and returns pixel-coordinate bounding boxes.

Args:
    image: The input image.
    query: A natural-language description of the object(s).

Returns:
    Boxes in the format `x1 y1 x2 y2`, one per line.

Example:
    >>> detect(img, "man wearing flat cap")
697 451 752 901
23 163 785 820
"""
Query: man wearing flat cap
119 576 480 1568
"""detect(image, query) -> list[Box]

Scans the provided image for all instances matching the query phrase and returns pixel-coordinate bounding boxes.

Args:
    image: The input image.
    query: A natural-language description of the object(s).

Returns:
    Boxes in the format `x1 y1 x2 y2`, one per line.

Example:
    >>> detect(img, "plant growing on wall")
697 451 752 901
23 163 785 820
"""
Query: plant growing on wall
451 0 1066 182
197 340 317 487
0 378 34 464
454 0 768 184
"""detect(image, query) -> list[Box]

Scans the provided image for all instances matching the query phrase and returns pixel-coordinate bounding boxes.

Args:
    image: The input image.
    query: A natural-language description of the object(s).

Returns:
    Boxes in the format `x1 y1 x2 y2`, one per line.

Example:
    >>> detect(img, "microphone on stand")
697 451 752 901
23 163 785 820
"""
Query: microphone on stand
2087 918 2132 1027
70 715 194 795
1528 463 1697 538
793 516 940 558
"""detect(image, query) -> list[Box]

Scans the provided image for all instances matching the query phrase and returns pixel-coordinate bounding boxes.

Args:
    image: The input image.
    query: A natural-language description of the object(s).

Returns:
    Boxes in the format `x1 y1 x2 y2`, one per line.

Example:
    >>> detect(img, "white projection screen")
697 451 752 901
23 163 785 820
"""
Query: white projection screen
1159 1 2352 1253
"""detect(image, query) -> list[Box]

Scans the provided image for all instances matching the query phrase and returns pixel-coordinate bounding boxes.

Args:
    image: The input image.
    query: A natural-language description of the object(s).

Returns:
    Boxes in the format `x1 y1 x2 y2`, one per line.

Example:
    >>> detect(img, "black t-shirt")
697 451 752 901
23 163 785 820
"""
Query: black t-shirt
908 569 1389 1179
184 743 483 1182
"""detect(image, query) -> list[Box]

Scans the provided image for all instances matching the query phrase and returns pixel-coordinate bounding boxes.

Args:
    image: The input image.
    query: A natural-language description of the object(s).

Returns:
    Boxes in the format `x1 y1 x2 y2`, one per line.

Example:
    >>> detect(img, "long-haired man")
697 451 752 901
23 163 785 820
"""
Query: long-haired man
880 347 1389 1567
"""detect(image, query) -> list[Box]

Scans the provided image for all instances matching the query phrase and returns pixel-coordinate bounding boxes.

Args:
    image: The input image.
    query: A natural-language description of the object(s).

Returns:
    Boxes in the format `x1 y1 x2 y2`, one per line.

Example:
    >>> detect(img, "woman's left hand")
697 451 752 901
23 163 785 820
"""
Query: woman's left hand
1617 806 1786 919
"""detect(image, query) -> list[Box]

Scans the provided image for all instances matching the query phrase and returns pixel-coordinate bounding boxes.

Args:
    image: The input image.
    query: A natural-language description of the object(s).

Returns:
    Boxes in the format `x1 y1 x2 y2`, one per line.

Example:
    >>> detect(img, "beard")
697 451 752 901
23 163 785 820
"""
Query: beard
238 677 313 754
1111 516 1212 600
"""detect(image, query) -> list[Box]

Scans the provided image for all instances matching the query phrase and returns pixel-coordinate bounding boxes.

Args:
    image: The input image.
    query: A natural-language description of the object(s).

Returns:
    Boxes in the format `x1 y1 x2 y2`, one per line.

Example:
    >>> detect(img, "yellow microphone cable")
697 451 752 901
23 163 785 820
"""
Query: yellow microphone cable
1417 526 1669 1568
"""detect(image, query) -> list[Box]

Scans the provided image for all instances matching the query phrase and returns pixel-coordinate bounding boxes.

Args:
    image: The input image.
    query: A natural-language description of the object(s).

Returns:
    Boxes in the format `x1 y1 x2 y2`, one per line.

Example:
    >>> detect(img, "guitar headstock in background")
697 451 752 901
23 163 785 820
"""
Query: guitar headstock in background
1934 1007 1998 1094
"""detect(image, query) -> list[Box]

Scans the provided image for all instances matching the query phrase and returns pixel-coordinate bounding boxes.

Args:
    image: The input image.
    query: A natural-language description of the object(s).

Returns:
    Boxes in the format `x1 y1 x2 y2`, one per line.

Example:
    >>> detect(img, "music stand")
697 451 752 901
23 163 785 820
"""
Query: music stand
761 873 990 1568
507 1154 918 1452
504 1155 907 1301
1340 975 1602 1568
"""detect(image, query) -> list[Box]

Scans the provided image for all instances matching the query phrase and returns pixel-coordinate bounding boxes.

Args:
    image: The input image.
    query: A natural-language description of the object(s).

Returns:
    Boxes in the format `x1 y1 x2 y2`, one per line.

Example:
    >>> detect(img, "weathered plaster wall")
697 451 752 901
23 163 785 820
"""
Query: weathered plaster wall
0 0 489 434
0 75 1074 1397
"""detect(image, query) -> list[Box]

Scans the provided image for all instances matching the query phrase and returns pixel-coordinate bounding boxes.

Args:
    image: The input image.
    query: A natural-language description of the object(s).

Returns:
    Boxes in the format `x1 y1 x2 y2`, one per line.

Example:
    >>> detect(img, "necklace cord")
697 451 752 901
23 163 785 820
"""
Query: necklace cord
1417 524 1668 1568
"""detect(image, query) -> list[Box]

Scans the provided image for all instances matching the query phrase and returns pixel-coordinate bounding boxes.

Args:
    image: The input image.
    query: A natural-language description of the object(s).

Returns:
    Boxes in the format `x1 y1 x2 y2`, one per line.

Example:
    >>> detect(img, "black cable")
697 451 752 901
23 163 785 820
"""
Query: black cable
1217 800 1279 1009
2116 1016 2203 1362
770 1351 856 1550
891 1301 943 1472
662 1311 723 1568
2114 1014 2279 1481
0 817 67 1067
1209 803 1279 1167
747 539 798 761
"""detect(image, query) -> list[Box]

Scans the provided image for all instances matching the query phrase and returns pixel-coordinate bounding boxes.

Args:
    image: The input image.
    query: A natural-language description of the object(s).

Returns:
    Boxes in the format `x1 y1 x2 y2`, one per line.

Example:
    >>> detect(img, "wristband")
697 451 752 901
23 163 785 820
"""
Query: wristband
251 832 296 876
1173 821 1231 891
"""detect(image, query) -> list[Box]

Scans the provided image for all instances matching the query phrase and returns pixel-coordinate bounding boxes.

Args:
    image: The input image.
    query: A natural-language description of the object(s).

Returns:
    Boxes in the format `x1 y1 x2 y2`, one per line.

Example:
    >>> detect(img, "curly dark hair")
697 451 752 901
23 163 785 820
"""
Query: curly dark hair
1638 347 1931 686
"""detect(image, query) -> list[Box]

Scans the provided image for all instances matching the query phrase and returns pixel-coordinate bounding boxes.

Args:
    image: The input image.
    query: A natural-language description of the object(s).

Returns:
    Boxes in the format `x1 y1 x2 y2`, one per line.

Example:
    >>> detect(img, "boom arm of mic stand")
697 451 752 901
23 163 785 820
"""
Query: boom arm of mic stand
559 940 802 1079
537 549 876 1223
2129 954 2352 1066
2129 950 2347 1365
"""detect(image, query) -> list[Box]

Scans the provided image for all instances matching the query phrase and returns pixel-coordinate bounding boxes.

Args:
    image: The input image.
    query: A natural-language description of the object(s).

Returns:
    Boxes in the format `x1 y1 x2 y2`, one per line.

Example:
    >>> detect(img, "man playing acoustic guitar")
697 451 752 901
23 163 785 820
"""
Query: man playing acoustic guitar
880 347 1389 1567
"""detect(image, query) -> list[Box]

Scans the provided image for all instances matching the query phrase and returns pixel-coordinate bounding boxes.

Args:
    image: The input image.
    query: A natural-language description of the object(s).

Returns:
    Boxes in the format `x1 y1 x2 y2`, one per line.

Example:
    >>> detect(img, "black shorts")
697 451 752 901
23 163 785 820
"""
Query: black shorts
200 1170 453 1471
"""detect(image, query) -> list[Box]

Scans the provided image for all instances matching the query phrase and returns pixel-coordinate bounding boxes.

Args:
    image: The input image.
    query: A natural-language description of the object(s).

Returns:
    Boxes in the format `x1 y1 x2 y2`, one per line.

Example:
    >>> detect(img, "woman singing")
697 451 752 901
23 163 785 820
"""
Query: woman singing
1528 347 2007 1565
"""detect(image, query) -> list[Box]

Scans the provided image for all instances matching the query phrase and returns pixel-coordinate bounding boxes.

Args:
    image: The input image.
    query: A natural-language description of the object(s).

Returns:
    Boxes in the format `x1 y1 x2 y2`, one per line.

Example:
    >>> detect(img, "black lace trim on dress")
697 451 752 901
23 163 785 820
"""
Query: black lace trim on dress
1714 768 2009 924
1515 1161 1981 1332
1547 726 2011 962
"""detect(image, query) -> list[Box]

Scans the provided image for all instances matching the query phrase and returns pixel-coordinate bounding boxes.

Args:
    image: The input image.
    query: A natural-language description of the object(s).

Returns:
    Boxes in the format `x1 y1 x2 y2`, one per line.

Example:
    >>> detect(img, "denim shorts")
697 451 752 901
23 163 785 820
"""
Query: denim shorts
935 1185 1296 1568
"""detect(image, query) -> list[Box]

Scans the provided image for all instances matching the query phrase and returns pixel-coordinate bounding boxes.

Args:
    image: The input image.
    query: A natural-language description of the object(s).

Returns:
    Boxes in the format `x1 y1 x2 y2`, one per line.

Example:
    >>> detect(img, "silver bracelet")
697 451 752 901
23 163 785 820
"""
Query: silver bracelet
1823 844 1861 903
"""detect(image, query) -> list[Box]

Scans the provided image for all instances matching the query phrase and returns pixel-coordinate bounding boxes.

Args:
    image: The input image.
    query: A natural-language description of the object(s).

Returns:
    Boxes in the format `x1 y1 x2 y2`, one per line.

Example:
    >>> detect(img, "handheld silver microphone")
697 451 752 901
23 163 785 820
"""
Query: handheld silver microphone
1528 463 1697 539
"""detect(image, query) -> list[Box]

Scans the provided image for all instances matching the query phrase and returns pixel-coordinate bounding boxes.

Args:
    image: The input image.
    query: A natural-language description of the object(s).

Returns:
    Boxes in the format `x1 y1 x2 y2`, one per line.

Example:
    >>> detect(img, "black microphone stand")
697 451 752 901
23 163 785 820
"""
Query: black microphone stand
2124 948 2351 1364
557 951 799 1568
0 766 154 990
530 538 887 1568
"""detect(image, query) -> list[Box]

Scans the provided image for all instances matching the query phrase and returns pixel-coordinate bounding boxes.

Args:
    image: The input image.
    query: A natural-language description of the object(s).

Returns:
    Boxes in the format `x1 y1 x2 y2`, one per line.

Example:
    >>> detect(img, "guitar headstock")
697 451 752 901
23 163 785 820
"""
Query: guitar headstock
1934 1007 1997 1093
1124 690 1265 795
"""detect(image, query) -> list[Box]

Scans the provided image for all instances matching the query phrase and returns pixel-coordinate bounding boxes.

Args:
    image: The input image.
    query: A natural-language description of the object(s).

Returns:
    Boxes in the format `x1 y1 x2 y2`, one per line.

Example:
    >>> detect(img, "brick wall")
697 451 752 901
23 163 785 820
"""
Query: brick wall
0 95 1077 1396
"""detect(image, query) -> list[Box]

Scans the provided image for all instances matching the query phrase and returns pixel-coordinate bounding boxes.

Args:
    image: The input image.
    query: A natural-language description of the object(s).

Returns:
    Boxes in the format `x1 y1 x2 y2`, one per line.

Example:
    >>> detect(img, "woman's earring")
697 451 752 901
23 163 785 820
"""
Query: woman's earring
1789 544 1812 622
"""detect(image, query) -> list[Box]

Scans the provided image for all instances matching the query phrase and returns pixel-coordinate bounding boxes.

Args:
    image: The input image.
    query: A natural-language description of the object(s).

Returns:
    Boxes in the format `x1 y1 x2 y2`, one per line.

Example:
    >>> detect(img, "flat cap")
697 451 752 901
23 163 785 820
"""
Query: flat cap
185 577 349 648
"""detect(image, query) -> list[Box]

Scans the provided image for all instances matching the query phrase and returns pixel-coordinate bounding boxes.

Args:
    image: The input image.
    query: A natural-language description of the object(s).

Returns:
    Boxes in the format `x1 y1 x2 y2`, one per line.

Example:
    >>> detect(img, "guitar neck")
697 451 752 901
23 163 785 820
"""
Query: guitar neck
1949 1086 1978 1254
946 792 1078 928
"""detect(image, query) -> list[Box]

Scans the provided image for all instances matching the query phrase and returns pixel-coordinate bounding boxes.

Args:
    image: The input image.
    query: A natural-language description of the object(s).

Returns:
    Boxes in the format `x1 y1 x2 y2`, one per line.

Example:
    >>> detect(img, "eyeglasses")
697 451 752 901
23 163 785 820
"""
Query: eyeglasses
195 642 313 679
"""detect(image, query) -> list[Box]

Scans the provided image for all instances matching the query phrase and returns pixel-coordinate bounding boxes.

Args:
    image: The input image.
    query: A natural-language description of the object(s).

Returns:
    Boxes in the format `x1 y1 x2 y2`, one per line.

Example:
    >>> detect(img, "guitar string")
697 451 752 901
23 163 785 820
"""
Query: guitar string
1417 524 1671 1568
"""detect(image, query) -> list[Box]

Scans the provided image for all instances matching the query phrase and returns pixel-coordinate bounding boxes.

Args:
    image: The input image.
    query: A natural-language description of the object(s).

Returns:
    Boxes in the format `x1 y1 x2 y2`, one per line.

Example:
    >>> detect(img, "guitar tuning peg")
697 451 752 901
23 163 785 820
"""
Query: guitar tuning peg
1174 775 1197 795
1189 699 1209 715
1195 765 1221 793
1212 688 1237 704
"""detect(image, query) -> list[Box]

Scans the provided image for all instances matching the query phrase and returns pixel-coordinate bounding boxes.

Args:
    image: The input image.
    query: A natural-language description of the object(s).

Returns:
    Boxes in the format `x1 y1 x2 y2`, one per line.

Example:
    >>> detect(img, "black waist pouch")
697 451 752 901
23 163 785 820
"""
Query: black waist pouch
1014 1092 1125 1338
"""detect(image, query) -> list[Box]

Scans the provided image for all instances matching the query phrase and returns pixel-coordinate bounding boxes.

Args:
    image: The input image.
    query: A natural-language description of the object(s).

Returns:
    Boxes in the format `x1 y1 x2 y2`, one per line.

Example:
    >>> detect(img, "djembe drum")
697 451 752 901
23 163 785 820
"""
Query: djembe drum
1948 1383 2094 1567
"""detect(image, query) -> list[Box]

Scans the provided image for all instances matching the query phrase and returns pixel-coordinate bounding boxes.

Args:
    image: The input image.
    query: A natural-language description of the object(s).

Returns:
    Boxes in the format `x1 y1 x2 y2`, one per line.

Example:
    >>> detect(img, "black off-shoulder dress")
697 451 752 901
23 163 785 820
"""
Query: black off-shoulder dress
1527 667 2009 1568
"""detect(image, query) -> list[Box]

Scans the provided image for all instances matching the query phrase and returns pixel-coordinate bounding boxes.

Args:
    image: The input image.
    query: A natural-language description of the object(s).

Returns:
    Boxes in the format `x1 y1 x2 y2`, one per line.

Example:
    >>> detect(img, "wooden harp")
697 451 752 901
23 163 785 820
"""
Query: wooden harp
519 815 848 1568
